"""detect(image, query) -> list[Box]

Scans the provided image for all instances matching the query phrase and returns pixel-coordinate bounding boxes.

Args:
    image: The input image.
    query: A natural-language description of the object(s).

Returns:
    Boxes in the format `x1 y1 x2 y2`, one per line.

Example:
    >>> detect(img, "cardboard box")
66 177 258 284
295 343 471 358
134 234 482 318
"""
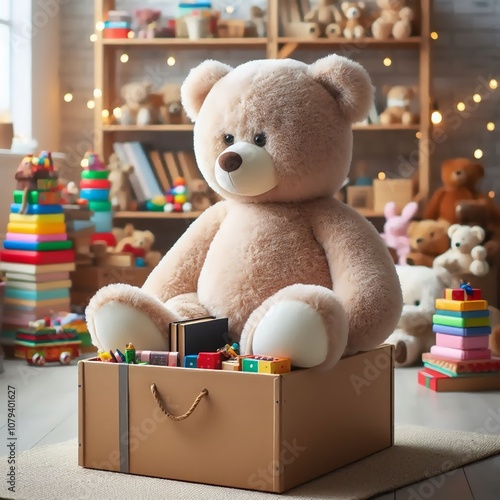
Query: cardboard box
347 186 374 210
373 179 413 214
78 345 393 493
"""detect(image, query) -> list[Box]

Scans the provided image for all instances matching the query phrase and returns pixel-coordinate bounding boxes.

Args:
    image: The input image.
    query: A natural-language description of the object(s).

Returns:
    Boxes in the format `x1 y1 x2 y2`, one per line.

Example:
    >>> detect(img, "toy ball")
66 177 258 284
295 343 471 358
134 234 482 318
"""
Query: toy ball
173 177 185 187
172 185 186 195
182 202 193 212
151 194 166 206
136 257 146 267
174 194 187 204
173 202 182 212
165 194 175 203
164 202 174 212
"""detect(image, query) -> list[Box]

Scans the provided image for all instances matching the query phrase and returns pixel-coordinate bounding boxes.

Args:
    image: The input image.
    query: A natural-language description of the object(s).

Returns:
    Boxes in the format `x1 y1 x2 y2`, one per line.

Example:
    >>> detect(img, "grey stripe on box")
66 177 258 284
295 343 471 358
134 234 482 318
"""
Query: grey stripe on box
118 363 129 473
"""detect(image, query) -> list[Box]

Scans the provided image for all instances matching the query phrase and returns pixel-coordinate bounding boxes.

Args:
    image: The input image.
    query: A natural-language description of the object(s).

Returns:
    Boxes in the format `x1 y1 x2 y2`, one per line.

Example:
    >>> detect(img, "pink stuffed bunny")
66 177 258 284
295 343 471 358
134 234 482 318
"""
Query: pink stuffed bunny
381 201 419 264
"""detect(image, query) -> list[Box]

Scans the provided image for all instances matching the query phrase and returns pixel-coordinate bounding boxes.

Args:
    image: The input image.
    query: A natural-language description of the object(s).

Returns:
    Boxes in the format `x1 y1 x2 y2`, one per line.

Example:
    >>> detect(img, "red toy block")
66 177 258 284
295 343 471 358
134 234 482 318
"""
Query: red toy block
103 28 131 38
445 288 482 301
0 249 75 265
197 352 222 370
90 232 117 247
80 179 112 190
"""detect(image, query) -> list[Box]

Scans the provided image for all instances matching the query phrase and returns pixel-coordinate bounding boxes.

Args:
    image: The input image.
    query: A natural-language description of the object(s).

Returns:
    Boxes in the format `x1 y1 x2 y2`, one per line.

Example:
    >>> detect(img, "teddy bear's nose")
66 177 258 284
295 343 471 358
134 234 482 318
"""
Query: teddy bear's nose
455 170 462 176
416 238 424 244
219 152 243 172
455 242 461 247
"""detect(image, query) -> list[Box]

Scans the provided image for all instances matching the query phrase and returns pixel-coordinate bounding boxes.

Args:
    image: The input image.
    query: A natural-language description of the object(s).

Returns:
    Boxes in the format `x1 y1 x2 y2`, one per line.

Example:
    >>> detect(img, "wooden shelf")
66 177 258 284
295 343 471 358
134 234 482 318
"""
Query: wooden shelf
102 124 194 132
353 124 420 131
114 211 202 219
102 38 267 48
278 36 421 46
355 208 384 218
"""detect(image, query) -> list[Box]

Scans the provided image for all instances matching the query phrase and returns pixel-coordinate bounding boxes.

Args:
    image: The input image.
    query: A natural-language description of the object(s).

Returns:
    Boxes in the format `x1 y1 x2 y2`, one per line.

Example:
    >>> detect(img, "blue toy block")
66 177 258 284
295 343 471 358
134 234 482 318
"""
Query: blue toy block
80 189 110 202
5 288 70 301
90 210 113 233
432 324 492 336
184 355 198 368
10 203 63 215
435 309 490 319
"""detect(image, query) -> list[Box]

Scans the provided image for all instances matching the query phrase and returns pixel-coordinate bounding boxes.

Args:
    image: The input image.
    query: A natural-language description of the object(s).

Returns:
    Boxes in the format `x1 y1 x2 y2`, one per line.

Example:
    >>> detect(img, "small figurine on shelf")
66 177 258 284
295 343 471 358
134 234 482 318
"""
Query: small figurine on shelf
164 177 192 213
119 81 156 126
107 153 134 211
371 0 413 40
250 6 266 37
304 0 343 38
341 2 367 39
135 8 161 38
379 85 418 126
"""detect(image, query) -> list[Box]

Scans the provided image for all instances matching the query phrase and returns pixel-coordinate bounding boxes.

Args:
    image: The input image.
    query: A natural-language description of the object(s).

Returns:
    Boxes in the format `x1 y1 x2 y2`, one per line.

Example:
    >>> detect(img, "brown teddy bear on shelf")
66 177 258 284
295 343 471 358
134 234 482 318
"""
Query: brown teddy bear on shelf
159 83 187 125
405 219 450 267
119 81 156 126
371 0 414 39
424 158 491 225
189 178 221 212
341 1 367 39
379 85 417 125
304 0 344 37
113 223 162 267
107 153 134 211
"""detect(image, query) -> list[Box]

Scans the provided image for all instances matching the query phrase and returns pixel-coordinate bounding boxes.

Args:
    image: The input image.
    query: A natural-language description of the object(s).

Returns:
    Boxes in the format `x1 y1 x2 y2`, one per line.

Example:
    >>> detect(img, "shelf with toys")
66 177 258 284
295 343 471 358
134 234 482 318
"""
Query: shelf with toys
102 37 268 47
113 211 203 219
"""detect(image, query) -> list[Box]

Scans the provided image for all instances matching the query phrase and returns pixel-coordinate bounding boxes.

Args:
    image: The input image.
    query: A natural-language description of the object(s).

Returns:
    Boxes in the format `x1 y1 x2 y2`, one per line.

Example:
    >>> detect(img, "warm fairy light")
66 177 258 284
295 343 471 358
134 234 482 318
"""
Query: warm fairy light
113 107 122 119
383 57 392 67
487 122 495 131
63 92 73 103
101 109 110 118
167 56 176 66
488 191 495 199
378 172 386 180
120 53 129 63
87 100 95 110
225 6 235 13
93 88 102 98
490 79 498 90
473 93 482 103
90 33 98 42
431 110 442 124
127 31 135 39
95 21 104 31
81 158 89 168
474 149 483 159
430 31 438 40
457 102 466 111
416 131 422 139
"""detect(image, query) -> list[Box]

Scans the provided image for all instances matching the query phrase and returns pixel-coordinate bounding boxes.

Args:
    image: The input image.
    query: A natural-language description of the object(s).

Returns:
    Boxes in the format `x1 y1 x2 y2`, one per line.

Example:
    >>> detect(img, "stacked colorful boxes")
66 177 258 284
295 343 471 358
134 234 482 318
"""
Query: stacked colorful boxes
419 283 500 391
80 152 116 247
0 153 75 341
103 10 132 39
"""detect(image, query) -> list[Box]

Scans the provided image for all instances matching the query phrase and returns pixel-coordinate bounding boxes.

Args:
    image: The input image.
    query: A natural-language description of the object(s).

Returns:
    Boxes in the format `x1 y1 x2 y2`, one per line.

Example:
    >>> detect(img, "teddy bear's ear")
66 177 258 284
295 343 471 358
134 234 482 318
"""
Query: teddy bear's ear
123 223 135 237
382 84 392 96
181 59 233 122
447 224 461 238
470 225 485 243
308 54 373 124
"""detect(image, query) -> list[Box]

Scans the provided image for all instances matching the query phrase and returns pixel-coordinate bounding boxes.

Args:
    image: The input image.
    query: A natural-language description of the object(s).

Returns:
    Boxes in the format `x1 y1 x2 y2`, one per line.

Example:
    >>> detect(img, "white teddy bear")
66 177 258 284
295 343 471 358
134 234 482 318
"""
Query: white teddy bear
433 224 489 278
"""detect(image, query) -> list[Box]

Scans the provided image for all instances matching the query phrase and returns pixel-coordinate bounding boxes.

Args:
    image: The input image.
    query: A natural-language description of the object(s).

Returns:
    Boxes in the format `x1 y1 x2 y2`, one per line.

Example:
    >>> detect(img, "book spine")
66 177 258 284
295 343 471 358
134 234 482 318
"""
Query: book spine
124 142 163 199
112 142 147 203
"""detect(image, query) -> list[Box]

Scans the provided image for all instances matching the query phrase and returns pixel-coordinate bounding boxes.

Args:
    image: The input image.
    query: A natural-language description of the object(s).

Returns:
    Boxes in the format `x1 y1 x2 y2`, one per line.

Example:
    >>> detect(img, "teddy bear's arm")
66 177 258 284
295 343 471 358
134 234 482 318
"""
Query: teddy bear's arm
141 202 227 301
423 188 446 220
311 200 403 354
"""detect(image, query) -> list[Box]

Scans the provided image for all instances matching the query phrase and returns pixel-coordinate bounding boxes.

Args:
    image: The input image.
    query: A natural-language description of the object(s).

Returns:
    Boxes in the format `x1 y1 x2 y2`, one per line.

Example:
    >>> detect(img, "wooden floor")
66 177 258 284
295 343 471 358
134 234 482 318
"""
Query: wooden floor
0 359 499 498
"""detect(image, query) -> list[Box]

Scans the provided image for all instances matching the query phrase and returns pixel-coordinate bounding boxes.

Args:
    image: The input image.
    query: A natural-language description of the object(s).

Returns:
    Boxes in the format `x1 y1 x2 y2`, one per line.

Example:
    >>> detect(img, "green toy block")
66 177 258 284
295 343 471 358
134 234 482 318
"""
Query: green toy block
88 200 112 212
13 190 61 205
14 190 39 205
433 314 490 328
81 170 109 180
242 358 259 373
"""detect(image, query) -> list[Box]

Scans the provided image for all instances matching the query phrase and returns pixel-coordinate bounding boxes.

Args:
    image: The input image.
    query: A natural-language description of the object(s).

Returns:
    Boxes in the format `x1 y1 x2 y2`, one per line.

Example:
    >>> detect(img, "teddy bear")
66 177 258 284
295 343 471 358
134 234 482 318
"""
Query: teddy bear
341 1 366 39
304 0 344 38
385 265 445 367
189 178 220 212
433 224 489 278
85 55 402 369
119 81 156 126
406 219 450 267
380 201 418 264
379 85 417 125
158 83 186 125
107 153 134 211
134 8 170 38
371 0 413 39
113 223 162 268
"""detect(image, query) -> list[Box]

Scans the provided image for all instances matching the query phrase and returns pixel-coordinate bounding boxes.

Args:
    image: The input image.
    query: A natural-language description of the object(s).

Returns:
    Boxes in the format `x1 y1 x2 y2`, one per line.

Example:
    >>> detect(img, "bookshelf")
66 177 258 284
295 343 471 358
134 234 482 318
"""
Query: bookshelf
94 0 432 223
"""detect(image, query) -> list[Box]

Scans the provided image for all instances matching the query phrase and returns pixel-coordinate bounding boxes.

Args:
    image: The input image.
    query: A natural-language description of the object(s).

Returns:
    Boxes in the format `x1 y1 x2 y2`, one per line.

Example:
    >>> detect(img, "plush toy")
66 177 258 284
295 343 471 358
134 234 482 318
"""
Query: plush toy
159 83 186 125
380 201 419 264
424 158 491 225
250 6 266 37
304 0 344 37
406 219 450 267
379 85 417 126
433 224 489 278
371 0 413 39
86 55 402 369
341 2 366 39
119 81 156 126
107 153 134 211
189 178 220 212
134 8 161 38
385 265 444 367
114 223 162 267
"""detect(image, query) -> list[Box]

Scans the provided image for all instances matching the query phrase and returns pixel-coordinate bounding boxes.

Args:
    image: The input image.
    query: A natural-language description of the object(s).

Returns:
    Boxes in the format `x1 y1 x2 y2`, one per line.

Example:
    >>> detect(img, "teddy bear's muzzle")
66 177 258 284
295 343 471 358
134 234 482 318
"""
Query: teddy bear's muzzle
219 151 243 172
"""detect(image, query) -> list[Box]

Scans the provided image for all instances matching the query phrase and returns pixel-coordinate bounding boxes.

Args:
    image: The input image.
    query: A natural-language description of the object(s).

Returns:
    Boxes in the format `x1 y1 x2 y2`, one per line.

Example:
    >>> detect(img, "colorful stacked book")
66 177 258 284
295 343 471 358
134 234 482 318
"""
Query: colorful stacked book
419 282 500 392
103 10 132 39
0 153 76 342
80 152 116 247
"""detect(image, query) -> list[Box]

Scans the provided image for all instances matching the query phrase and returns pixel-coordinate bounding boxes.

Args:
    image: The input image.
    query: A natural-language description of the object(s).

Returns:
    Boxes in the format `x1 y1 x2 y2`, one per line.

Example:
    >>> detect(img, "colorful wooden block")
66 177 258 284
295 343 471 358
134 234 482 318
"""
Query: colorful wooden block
444 287 481 301
418 367 500 392
91 211 113 233
90 232 116 247
242 357 260 373
0 249 75 265
80 189 110 202
184 354 198 368
435 298 488 312
14 191 61 205
36 178 59 191
5 297 70 308
197 352 222 370
433 314 490 328
221 359 241 371
432 324 491 336
10 203 63 215
257 356 292 374
80 179 112 190
435 309 490 319
422 353 500 375
5 232 67 243
435 333 490 350
81 170 109 180
88 200 112 212
430 345 491 361
9 213 65 224
7 222 66 235
3 240 72 251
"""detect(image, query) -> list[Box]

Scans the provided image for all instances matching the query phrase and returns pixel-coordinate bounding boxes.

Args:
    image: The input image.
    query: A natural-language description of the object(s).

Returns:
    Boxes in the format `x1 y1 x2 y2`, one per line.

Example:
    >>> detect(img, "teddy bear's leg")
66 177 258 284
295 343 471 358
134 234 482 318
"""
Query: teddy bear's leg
385 329 423 367
401 111 413 125
240 284 348 369
136 107 152 126
164 292 211 319
371 19 392 39
393 20 411 39
470 246 489 276
343 27 353 39
353 25 364 38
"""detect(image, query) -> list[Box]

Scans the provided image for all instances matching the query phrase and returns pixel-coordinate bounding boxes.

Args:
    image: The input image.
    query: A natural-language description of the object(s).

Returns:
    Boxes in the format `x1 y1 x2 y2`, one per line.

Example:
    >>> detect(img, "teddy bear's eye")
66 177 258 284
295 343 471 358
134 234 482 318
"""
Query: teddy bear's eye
414 300 420 306
430 232 434 237
254 133 267 147
223 134 234 145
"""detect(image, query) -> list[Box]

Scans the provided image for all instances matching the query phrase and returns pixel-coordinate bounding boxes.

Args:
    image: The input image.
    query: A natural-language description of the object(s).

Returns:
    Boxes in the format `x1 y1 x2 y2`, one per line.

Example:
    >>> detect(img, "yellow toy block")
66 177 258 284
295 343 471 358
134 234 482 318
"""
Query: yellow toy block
435 298 488 312
7 222 67 235
257 356 292 374
9 213 65 224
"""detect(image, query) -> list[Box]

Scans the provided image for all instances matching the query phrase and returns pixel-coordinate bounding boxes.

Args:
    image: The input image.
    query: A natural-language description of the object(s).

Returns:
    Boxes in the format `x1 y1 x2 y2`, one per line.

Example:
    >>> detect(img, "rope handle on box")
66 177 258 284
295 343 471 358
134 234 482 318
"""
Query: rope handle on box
150 384 208 422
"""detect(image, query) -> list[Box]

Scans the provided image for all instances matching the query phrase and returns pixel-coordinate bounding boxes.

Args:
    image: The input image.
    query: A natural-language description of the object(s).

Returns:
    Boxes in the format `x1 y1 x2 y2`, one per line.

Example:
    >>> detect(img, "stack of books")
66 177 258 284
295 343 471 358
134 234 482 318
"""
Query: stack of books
418 283 500 391
103 10 132 39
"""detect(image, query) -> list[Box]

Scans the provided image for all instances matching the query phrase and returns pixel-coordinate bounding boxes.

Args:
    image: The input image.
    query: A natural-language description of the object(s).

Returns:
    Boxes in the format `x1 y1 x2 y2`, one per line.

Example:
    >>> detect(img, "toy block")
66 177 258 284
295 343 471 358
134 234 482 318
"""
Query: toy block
197 352 222 370
90 232 116 247
433 314 490 328
445 287 481 301
36 178 59 191
7 222 66 235
95 253 134 267
103 27 131 38
6 288 70 301
3 240 72 251
91 211 113 233
418 367 500 392
81 170 109 180
9 213 65 224
5 232 67 243
184 354 198 368
422 353 500 375
7 279 72 291
5 297 71 308
10 203 63 215
80 179 112 190
430 345 491 361
257 356 292 374
242 357 260 373
435 298 488 312
0 249 75 265
88 201 112 212
436 309 489 319
80 188 110 202
435 333 490 350
222 359 241 371
432 324 491 336
0 261 75 275
13 190 62 205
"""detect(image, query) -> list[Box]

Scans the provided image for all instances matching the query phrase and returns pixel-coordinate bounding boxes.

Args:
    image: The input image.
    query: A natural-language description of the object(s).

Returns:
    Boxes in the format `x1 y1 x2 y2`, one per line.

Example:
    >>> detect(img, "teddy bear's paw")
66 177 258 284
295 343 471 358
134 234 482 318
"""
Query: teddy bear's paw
469 260 489 277
471 245 487 261
385 329 422 367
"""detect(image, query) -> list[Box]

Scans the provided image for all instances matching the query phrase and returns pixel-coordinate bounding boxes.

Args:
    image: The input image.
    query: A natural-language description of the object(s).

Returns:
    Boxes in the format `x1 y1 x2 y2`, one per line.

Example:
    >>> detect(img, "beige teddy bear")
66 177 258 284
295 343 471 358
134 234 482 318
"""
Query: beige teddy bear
341 1 366 39
379 85 417 125
119 81 156 126
107 153 134 211
371 0 413 39
433 224 490 278
114 223 162 267
304 0 343 37
159 83 186 125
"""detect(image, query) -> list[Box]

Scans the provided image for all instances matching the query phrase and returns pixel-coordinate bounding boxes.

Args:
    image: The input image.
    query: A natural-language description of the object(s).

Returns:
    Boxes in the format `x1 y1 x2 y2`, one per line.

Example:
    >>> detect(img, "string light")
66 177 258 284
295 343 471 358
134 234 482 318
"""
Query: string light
127 31 135 39
430 32 438 40
95 21 104 31
101 109 110 118
120 53 129 63
378 172 386 180
113 107 122 119
488 191 495 199
383 57 392 67
81 158 89 168
167 56 176 66
225 6 235 13
90 33 97 42
473 93 482 103
487 122 495 131
474 149 483 159
416 131 422 139
87 100 95 110
63 93 73 103
457 102 465 111
93 88 102 98
490 79 498 90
